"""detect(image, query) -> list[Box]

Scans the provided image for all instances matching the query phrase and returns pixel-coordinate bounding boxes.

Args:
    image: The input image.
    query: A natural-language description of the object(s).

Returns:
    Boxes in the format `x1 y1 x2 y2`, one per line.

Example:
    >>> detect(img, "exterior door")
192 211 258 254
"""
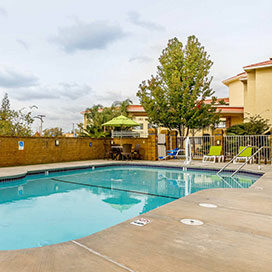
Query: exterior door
158 134 166 158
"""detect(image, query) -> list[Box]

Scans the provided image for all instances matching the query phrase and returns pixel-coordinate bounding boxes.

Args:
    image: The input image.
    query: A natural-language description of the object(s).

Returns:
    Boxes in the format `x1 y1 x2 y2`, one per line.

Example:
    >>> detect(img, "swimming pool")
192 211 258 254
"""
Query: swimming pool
0 165 259 250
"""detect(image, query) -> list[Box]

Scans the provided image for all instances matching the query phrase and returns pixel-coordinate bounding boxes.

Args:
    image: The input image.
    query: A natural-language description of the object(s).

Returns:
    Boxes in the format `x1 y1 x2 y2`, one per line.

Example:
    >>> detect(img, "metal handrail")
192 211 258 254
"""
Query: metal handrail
230 146 270 177
217 146 251 175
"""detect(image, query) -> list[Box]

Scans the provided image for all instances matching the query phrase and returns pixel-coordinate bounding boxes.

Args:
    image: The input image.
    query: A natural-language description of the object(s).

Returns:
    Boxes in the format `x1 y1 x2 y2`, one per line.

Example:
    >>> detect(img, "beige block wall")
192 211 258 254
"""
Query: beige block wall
0 137 111 167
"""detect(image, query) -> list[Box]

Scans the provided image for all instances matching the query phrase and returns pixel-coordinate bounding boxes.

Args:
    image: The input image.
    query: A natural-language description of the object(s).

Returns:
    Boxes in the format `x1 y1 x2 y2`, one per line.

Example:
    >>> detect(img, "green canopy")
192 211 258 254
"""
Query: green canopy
102 115 139 127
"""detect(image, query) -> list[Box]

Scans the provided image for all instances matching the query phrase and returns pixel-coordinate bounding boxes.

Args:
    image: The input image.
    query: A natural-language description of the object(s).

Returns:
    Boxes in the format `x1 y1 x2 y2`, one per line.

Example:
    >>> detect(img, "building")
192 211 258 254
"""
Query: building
223 57 272 124
81 57 272 137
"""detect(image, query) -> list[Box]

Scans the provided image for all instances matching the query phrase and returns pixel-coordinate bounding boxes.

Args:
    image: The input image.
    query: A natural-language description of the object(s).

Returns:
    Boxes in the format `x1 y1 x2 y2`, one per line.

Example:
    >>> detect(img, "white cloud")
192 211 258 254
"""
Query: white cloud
50 21 127 53
16 39 29 50
129 56 153 63
0 7 7 17
127 11 165 31
10 82 92 101
0 67 39 88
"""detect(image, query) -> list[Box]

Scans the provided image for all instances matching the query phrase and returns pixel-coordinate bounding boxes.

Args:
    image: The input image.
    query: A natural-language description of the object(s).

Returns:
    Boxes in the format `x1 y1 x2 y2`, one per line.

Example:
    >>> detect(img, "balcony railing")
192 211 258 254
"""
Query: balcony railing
111 131 141 138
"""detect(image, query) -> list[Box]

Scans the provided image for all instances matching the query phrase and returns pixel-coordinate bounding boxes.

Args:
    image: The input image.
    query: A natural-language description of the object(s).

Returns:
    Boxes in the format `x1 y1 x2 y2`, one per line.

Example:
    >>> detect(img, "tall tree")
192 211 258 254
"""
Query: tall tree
137 36 220 136
0 93 13 134
0 93 34 136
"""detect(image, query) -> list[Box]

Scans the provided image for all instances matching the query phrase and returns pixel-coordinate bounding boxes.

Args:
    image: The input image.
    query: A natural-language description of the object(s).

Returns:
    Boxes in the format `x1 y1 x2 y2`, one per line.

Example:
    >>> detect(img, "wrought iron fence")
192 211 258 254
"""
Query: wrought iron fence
223 135 271 163
177 136 215 159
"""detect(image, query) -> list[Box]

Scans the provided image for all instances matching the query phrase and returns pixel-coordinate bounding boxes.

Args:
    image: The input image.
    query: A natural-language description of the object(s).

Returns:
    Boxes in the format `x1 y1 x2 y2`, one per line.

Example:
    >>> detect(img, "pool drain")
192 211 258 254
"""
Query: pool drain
199 203 218 208
130 218 151 227
180 219 204 226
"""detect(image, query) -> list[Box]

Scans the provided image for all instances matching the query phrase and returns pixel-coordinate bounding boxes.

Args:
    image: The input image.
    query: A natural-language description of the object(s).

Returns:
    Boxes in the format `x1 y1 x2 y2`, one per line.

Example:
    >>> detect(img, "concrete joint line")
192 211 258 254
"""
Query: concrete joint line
72 240 136 272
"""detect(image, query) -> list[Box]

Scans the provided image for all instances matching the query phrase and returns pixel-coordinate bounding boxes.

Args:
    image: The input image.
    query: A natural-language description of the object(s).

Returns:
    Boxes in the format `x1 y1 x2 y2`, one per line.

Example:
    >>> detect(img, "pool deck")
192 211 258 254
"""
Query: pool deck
0 160 271 272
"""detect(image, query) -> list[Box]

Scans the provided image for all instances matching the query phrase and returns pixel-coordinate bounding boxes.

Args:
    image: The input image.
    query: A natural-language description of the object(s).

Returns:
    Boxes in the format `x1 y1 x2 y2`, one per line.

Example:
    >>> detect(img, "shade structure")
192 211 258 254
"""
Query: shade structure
102 115 139 127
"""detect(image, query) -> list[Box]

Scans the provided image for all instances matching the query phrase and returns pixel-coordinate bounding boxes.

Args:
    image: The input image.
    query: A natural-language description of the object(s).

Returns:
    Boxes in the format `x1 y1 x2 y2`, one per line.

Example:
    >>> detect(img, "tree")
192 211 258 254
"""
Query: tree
78 99 132 138
227 114 270 135
137 36 221 136
111 99 132 116
43 127 63 137
0 93 34 136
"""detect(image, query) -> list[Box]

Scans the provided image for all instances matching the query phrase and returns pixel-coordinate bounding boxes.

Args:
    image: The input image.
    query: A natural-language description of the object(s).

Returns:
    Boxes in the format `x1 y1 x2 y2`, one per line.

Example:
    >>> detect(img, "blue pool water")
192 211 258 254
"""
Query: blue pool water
0 165 259 250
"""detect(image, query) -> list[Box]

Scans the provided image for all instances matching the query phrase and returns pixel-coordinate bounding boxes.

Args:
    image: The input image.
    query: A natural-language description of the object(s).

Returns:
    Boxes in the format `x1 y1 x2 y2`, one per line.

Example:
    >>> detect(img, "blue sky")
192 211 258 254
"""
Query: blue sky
0 0 271 132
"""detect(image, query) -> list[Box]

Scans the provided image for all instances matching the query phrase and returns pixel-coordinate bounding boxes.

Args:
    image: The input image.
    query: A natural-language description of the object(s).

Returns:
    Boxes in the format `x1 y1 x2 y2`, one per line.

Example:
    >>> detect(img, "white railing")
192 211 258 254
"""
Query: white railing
177 136 215 159
223 135 271 163
111 131 141 138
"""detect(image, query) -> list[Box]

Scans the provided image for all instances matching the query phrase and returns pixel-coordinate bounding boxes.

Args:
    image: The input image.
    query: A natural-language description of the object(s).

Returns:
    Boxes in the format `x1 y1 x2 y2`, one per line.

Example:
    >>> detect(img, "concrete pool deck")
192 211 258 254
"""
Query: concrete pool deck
0 160 271 271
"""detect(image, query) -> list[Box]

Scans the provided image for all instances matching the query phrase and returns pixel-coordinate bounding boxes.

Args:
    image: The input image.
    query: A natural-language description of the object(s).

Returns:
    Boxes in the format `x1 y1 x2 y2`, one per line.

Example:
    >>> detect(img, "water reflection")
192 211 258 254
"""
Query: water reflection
103 192 141 212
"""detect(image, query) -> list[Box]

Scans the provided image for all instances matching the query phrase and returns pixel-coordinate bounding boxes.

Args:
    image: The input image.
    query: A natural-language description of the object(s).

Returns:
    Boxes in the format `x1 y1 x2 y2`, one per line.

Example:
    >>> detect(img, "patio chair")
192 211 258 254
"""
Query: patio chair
158 148 182 160
233 146 253 164
132 144 141 159
202 146 224 163
121 144 132 160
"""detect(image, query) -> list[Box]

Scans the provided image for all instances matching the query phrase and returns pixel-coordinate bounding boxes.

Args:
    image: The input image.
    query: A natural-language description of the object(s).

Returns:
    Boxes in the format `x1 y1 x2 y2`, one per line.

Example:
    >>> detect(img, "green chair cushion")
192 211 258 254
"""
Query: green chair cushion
208 146 222 156
238 146 252 157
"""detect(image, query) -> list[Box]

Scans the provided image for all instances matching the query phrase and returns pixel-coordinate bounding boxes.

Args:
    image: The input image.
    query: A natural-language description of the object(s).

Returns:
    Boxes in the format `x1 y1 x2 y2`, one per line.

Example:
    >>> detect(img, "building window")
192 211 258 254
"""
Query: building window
215 121 226 128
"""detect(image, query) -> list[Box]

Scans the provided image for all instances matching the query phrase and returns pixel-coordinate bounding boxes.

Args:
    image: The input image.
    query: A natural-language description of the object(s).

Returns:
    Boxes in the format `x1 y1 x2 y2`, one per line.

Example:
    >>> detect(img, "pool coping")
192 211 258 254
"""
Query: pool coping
0 160 271 272
0 160 264 182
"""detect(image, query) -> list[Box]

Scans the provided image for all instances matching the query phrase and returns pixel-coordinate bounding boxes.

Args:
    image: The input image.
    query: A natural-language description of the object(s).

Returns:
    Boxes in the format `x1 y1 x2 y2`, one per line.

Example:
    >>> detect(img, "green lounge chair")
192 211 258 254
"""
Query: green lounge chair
233 146 253 164
202 146 223 163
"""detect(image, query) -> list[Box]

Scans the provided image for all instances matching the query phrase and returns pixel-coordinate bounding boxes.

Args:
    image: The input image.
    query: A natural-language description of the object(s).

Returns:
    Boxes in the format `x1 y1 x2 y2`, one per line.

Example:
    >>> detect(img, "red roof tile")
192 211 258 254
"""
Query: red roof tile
203 98 229 104
126 105 145 112
216 106 244 114
222 72 247 84
243 58 272 70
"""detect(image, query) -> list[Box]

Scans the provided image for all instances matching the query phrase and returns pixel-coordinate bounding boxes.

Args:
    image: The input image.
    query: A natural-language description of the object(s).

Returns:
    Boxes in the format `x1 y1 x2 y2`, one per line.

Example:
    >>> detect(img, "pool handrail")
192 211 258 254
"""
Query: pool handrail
217 146 252 175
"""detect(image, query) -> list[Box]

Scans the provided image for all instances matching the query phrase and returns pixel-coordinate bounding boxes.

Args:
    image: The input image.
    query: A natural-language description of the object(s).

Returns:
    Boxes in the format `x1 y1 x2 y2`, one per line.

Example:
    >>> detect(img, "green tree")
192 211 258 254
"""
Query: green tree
227 114 270 135
79 99 132 138
43 127 63 137
137 36 221 136
111 99 132 116
0 93 34 136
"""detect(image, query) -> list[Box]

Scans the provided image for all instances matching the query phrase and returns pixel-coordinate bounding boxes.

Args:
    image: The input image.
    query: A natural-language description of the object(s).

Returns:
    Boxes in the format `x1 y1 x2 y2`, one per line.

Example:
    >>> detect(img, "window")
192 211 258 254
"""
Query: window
215 121 226 128
134 124 144 130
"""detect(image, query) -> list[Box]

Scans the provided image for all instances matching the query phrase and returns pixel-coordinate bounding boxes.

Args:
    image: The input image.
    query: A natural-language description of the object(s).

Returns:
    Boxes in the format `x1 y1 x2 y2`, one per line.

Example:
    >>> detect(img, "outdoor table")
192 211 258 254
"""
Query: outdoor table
111 146 123 160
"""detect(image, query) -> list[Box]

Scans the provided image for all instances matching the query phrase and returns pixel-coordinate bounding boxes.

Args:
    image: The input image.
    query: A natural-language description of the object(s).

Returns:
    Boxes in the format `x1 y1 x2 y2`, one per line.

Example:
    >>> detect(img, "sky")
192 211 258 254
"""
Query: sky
0 0 271 132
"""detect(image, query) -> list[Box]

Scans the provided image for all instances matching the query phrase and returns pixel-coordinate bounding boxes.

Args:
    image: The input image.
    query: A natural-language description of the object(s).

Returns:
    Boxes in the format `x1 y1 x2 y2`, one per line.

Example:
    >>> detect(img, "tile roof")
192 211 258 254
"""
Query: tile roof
216 106 244 114
243 58 272 70
126 105 145 112
203 97 229 104
222 72 247 85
